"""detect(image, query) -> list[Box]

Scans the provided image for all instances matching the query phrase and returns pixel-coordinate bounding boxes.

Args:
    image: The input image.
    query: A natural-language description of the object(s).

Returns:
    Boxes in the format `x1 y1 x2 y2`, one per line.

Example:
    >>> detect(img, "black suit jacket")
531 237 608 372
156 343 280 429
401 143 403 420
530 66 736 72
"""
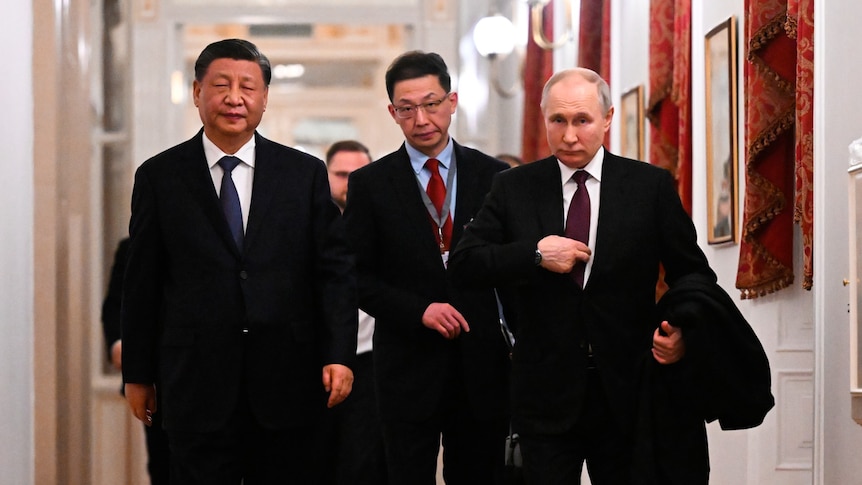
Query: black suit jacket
343 141 510 421
121 130 357 433
102 237 129 360
449 152 716 436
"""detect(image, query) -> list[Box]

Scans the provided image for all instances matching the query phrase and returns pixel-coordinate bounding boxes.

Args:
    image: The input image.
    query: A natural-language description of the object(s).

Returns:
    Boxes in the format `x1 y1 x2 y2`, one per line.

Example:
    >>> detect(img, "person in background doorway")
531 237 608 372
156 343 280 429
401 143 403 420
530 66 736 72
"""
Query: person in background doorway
101 236 170 485
496 153 525 168
323 139 388 485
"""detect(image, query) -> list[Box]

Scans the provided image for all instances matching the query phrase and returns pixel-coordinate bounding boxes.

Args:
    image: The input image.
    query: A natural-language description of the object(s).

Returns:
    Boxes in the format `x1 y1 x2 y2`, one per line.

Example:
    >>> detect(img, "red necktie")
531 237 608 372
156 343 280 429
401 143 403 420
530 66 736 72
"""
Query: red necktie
425 158 453 251
565 170 590 288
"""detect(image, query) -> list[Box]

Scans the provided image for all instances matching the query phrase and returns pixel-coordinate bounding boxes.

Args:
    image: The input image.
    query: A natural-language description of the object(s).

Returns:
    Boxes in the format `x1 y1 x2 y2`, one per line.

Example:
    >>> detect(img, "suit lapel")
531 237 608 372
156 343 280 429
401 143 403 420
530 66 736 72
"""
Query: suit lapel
534 157 566 236
451 142 477 245
179 131 242 257
388 145 448 256
590 152 628 285
244 134 280 253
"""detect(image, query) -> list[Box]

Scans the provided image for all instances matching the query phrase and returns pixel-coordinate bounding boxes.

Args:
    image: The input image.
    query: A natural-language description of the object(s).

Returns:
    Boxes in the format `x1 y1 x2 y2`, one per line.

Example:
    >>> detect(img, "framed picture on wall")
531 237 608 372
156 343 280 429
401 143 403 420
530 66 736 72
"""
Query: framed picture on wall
619 84 644 160
704 16 739 245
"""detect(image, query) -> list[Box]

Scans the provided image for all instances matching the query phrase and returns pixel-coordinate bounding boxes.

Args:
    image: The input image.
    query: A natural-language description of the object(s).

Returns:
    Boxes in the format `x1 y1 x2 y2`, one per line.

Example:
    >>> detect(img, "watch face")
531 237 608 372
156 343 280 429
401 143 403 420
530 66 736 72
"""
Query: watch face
535 249 542 265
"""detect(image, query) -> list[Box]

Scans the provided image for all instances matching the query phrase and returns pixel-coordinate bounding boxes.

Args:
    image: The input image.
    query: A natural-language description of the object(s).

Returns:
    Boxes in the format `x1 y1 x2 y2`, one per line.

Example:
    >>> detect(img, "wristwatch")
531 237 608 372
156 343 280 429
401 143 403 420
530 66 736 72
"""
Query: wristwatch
534 248 543 266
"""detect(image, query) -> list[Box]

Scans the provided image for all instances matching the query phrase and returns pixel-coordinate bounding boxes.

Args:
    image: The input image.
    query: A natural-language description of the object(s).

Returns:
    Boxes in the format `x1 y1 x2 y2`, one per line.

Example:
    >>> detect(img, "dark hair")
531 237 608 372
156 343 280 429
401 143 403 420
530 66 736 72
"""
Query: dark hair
325 140 371 166
384 51 451 102
194 38 272 86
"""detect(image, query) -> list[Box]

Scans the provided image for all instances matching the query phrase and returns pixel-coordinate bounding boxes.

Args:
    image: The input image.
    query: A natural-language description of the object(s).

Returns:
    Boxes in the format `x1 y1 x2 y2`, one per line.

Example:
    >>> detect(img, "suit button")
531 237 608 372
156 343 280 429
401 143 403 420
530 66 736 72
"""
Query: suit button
239 270 248 280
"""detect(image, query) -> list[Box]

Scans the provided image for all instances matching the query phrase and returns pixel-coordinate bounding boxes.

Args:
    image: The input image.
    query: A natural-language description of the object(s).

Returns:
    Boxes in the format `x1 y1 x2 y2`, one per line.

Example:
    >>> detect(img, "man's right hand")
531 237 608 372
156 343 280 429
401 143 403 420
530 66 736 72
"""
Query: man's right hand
124 383 157 427
537 235 591 274
422 302 470 340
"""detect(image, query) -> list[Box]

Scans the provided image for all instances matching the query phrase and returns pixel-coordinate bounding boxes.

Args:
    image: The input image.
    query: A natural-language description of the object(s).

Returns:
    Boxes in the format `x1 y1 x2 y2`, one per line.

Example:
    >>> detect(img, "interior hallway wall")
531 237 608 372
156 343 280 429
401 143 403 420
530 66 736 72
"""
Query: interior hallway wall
1 1 34 484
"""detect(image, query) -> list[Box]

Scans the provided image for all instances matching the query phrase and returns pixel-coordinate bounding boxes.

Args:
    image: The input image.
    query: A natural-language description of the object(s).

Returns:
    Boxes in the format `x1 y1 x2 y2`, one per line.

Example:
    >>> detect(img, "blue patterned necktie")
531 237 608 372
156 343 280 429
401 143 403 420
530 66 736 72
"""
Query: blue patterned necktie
218 156 244 249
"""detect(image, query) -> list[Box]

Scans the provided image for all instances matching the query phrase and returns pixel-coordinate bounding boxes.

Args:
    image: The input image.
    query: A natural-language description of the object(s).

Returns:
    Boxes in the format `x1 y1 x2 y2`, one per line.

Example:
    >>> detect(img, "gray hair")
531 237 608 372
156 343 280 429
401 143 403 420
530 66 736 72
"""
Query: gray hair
540 68 612 114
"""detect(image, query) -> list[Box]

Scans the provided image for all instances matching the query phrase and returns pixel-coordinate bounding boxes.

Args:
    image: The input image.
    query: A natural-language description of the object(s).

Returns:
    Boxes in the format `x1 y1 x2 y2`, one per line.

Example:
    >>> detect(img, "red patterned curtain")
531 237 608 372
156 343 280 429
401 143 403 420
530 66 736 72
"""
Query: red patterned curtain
578 0 612 147
736 0 814 298
521 2 554 163
647 0 693 214
578 0 611 81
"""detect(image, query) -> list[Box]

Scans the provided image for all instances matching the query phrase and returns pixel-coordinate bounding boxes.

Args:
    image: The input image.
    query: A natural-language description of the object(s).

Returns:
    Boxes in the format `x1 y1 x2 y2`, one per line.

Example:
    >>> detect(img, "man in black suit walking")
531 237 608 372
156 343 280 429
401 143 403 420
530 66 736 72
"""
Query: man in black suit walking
121 38 357 484
449 68 721 484
343 51 510 484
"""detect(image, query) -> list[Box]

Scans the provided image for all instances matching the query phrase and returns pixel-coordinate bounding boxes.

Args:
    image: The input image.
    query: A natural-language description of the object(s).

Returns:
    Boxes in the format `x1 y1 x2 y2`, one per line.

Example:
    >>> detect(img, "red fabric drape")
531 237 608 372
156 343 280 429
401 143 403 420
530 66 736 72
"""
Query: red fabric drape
520 2 554 164
578 0 612 147
578 0 612 80
736 0 813 298
647 0 693 214
791 0 814 290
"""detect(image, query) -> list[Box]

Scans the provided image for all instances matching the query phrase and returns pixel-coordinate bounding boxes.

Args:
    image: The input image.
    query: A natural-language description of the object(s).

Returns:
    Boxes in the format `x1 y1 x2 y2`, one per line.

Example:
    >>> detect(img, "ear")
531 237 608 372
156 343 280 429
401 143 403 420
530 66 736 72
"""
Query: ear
603 106 614 132
448 92 458 113
192 80 201 108
387 104 398 123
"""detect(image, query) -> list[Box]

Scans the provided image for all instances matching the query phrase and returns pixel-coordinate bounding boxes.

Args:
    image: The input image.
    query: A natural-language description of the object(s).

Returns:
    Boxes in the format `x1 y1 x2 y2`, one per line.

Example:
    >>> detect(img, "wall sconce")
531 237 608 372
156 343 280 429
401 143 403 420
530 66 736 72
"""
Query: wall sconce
527 0 575 50
472 13 521 98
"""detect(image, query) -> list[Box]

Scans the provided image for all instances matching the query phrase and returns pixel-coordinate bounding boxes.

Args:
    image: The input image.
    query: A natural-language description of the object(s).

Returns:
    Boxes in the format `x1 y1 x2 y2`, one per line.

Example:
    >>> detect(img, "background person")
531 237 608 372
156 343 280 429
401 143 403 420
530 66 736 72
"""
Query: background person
343 50 510 484
101 237 170 485
323 140 388 485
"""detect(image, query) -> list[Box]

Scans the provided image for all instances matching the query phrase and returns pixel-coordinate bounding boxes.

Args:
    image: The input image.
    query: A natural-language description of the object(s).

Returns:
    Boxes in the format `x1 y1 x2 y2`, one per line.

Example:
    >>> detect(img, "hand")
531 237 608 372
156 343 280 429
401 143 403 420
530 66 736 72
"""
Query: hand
323 364 354 408
652 321 685 364
110 340 123 371
124 383 157 426
537 235 591 274
422 302 470 339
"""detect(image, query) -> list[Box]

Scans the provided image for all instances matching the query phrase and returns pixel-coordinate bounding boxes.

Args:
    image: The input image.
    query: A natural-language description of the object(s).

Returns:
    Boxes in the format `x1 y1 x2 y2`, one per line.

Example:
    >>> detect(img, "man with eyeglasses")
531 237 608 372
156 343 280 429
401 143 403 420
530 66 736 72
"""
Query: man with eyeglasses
343 51 511 484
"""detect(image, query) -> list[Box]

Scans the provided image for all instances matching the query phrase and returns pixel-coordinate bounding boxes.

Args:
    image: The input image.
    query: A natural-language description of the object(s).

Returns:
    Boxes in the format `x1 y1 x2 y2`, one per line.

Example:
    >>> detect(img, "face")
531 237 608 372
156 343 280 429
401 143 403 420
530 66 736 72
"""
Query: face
193 58 268 153
328 150 371 210
543 74 613 169
388 75 457 157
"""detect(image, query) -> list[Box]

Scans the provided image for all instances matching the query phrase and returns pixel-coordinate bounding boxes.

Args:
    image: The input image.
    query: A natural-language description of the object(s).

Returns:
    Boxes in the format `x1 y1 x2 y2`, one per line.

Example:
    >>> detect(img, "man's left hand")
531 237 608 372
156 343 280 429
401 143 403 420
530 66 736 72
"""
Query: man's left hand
652 321 685 364
322 363 354 408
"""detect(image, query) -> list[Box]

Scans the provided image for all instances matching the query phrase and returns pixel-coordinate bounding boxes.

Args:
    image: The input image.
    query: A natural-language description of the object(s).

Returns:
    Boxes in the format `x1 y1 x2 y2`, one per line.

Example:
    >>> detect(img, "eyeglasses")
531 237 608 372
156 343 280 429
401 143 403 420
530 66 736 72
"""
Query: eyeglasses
392 95 449 119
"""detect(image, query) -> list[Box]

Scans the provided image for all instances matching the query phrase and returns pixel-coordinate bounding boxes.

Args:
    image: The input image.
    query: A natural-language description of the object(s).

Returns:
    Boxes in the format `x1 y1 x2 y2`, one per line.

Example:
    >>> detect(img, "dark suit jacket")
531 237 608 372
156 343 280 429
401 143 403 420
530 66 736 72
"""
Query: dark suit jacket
102 237 129 360
343 141 510 422
121 130 357 433
449 152 717 437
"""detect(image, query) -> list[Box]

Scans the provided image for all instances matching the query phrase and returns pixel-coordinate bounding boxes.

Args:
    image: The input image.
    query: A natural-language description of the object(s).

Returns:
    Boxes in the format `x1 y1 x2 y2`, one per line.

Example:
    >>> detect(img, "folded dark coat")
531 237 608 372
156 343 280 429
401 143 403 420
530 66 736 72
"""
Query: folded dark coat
632 273 774 484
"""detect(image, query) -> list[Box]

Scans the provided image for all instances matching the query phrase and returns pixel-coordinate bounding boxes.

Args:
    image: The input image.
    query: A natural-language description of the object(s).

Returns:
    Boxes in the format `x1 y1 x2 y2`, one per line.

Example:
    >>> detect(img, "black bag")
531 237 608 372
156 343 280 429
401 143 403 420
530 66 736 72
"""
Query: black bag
497 290 525 484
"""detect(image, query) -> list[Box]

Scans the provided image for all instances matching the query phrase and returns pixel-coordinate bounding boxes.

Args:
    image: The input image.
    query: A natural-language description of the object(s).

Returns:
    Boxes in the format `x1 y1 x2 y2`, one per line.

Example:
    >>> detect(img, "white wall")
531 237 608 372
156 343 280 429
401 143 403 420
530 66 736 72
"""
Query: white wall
815 0 862 483
0 0 34 484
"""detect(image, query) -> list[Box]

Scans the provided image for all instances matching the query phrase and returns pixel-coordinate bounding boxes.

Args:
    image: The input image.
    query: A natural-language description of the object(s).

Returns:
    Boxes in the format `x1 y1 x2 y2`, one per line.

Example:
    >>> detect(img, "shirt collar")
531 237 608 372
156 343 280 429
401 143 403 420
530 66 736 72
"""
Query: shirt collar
558 146 604 187
203 133 257 169
407 137 454 175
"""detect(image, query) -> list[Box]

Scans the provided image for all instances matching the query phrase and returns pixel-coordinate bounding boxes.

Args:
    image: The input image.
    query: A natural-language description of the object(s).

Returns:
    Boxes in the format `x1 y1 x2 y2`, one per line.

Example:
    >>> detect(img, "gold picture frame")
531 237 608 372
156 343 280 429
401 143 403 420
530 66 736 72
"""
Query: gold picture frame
619 84 644 160
705 16 738 244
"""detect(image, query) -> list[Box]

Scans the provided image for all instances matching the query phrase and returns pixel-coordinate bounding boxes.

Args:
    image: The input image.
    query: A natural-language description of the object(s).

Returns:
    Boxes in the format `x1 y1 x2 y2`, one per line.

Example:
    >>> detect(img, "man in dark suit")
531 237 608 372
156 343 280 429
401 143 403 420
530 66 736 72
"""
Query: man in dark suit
449 68 718 484
121 39 357 485
343 51 510 484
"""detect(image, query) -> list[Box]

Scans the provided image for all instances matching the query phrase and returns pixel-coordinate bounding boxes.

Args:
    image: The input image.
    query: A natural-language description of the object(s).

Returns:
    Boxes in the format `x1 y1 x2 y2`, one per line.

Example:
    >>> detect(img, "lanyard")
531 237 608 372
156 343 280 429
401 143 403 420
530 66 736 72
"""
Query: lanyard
416 156 457 230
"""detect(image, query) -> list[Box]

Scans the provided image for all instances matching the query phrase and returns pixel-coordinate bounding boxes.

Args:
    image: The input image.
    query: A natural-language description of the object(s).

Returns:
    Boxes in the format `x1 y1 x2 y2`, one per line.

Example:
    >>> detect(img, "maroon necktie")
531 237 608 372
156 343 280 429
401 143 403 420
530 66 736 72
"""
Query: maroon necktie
565 170 590 288
425 158 453 251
